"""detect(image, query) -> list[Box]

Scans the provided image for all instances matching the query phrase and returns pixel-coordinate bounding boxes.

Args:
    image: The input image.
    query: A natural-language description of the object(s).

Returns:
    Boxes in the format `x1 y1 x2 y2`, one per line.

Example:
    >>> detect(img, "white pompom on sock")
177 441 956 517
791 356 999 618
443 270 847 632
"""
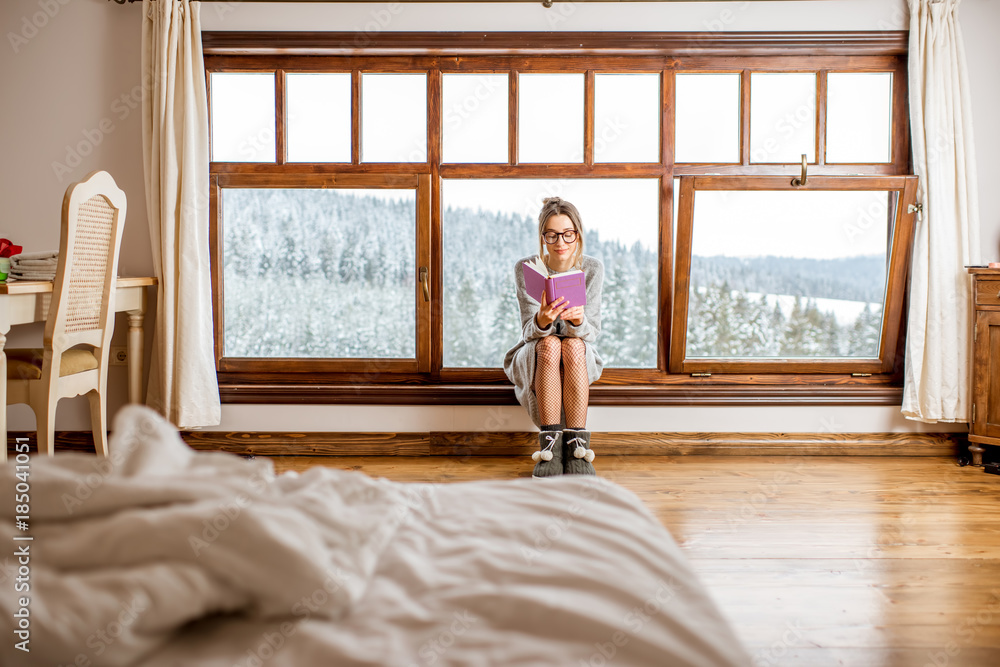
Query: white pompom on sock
574 446 587 459
584 449 595 463
541 450 553 462
532 451 542 462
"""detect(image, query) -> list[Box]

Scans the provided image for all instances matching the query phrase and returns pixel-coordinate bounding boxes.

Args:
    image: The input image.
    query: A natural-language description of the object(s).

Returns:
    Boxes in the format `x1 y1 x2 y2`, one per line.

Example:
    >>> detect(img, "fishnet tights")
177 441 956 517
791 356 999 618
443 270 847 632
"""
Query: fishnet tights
534 336 589 429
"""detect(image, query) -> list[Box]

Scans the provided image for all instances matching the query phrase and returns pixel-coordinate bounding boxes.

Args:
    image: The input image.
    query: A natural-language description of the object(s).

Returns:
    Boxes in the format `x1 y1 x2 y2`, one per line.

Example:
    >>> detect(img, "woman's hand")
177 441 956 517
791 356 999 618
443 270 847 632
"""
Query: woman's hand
562 306 584 327
535 292 567 329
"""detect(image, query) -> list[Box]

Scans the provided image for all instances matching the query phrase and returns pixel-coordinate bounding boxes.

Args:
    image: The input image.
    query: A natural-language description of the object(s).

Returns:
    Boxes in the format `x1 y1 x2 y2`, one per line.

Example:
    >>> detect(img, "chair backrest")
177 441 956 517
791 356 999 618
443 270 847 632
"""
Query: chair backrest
45 171 127 354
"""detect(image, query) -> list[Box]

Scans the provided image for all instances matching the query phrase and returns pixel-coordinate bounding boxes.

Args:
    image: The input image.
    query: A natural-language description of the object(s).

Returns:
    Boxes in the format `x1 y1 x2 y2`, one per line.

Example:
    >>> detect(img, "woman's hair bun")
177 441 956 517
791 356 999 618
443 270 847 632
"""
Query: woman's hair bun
542 196 563 205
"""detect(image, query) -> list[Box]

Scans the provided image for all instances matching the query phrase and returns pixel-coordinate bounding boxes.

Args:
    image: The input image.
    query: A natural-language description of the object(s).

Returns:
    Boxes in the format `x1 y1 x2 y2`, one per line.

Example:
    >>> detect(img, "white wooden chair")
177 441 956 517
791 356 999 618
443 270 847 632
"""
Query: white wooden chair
6 171 127 456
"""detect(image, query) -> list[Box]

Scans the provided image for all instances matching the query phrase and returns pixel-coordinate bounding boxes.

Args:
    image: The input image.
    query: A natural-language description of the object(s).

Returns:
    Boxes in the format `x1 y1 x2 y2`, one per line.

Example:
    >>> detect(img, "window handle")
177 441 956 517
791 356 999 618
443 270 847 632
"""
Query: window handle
791 154 808 187
419 266 430 302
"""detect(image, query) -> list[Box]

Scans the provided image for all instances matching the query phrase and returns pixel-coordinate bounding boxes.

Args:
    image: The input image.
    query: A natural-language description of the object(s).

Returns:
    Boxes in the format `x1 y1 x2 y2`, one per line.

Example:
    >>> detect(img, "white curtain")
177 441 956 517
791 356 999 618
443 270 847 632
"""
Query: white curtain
902 0 981 422
141 0 221 427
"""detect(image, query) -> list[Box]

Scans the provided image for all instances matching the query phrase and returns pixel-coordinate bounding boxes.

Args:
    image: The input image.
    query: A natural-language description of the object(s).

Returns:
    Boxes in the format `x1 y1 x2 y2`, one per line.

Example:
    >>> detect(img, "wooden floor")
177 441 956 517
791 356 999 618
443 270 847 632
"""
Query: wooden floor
268 454 1000 667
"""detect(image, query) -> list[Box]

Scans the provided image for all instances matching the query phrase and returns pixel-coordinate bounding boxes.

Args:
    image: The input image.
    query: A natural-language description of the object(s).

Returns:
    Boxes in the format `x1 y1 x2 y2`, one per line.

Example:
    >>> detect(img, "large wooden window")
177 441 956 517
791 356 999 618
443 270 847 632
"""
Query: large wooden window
205 31 913 405
672 175 917 374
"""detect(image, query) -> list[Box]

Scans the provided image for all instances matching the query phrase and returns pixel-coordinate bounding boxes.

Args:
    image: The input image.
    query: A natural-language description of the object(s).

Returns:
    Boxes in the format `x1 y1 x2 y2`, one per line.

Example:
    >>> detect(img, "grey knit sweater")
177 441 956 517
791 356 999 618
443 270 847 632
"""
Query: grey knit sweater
502 254 605 427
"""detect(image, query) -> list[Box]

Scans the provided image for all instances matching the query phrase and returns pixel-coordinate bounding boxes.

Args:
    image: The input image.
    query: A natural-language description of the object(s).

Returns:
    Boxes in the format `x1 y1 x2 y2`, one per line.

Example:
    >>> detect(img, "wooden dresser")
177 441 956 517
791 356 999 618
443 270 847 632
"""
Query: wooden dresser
968 267 1000 465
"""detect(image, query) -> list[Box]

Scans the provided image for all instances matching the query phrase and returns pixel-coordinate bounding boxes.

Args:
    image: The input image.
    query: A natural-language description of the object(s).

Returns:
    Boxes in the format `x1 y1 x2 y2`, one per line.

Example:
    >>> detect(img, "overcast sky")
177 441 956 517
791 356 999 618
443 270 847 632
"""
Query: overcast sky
689 189 891 260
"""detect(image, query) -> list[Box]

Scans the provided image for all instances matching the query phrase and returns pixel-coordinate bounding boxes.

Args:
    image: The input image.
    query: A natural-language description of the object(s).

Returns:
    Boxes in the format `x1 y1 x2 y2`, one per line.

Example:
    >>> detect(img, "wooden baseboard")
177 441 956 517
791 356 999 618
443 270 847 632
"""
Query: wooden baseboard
7 430 968 457
429 431 967 457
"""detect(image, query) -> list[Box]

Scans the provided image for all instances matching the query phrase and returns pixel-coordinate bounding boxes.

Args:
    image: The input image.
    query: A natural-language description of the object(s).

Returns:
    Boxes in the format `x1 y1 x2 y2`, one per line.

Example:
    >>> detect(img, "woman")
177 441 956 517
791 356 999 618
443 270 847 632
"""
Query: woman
503 197 604 478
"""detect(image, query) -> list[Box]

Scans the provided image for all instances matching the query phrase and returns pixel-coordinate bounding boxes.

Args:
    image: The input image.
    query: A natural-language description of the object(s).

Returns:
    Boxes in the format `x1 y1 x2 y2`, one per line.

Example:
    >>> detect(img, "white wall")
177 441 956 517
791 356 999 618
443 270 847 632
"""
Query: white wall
4 0 997 433
1 0 150 431
199 0 909 33
961 0 1000 262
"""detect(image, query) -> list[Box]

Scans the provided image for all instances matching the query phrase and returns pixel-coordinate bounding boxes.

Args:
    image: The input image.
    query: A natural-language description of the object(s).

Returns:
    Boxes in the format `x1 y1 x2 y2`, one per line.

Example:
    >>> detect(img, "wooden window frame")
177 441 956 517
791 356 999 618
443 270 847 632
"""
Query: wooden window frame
205 31 912 406
210 172 433 375
671 174 918 375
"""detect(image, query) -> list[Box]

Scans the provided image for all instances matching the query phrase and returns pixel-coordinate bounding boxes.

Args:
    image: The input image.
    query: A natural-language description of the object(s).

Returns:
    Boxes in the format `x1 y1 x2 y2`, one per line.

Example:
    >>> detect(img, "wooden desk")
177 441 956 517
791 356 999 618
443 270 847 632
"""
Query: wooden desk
1 277 156 458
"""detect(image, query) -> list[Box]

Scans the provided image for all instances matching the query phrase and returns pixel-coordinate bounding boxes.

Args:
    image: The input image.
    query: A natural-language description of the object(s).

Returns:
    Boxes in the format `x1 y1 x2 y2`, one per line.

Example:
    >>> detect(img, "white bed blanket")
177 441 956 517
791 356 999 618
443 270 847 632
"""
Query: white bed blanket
0 406 411 666
1 406 749 666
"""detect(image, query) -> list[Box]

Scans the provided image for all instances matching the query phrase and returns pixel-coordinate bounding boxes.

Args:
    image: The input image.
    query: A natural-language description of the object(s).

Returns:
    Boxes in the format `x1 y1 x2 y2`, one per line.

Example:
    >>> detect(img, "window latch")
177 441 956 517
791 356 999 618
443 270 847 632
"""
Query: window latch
419 267 430 302
908 203 923 214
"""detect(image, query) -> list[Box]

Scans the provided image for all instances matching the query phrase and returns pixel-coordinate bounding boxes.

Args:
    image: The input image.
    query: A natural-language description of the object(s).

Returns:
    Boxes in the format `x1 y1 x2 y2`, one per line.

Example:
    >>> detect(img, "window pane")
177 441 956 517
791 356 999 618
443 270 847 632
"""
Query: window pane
687 189 893 359
362 73 427 162
442 74 508 163
673 177 680 277
518 74 584 163
594 73 660 163
750 73 816 163
286 73 352 163
675 73 740 163
223 188 416 358
442 179 658 368
826 73 893 163
211 73 275 162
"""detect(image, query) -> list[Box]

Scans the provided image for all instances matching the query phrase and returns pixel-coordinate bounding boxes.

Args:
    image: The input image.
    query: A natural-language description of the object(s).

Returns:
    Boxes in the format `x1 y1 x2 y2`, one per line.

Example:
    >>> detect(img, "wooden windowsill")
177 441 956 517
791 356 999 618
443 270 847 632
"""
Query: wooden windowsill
218 382 903 406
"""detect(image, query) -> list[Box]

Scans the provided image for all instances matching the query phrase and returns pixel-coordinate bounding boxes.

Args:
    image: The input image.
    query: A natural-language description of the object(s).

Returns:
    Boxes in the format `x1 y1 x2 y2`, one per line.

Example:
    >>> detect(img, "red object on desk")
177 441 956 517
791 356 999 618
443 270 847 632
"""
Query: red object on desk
0 238 22 258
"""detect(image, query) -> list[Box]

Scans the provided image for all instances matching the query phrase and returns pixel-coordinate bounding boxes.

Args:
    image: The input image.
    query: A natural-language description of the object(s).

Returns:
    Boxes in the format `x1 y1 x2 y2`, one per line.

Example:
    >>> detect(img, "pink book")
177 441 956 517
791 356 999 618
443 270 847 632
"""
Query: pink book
522 258 587 307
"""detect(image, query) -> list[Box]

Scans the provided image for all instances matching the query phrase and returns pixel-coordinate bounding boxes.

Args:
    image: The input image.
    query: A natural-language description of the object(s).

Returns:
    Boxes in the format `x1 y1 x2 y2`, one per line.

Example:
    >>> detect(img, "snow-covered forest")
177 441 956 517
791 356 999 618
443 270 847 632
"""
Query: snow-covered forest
223 189 885 366
687 255 885 358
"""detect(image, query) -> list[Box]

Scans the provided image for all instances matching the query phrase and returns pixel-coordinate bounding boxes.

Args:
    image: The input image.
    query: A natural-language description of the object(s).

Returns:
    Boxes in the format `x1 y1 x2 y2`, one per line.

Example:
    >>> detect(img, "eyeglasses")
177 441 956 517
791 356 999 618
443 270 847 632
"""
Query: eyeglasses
542 230 578 245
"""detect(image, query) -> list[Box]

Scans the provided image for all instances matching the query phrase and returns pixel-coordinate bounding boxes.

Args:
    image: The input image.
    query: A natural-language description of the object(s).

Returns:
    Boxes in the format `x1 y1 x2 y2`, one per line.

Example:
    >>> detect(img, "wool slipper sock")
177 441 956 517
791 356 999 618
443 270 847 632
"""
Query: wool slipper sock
562 428 595 475
532 429 564 478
